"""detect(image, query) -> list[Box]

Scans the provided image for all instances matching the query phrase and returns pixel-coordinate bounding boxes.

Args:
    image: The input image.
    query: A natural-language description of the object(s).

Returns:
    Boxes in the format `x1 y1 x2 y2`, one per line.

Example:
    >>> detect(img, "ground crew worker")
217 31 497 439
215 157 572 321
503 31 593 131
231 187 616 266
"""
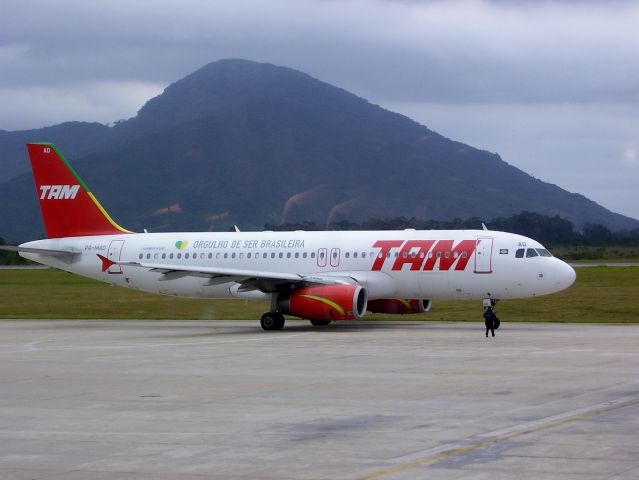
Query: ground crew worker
484 308 498 337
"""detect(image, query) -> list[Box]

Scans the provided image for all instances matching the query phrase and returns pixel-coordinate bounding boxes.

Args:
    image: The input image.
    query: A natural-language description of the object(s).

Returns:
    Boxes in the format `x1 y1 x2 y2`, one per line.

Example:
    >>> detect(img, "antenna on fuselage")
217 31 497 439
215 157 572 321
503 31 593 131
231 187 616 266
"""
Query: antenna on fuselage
481 222 488 231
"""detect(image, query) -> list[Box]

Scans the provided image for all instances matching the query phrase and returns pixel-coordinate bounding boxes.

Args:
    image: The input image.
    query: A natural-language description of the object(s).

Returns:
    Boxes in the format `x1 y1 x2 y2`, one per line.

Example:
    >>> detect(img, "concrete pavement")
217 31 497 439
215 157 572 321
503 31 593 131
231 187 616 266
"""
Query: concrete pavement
0 320 637 479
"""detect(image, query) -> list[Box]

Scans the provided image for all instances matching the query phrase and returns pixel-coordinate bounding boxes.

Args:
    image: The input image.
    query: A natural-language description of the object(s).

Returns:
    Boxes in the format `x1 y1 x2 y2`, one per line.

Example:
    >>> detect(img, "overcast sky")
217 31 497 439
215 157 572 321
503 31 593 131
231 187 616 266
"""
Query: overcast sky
1 0 638 221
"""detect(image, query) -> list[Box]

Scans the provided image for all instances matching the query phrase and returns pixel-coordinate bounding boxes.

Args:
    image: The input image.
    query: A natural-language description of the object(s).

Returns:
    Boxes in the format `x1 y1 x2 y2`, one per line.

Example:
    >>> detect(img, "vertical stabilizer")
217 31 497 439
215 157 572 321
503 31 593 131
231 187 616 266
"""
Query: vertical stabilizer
26 143 131 238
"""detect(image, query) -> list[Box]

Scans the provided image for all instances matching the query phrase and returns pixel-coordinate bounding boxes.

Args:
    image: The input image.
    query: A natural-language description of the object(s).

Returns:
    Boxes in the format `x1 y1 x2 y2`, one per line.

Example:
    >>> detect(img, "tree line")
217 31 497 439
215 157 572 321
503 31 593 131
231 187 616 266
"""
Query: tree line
267 211 639 247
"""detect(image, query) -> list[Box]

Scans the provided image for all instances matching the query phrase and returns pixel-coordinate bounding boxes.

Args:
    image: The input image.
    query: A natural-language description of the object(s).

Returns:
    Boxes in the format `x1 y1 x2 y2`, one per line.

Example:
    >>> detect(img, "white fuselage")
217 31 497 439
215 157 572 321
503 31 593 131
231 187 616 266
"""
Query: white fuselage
20 229 576 302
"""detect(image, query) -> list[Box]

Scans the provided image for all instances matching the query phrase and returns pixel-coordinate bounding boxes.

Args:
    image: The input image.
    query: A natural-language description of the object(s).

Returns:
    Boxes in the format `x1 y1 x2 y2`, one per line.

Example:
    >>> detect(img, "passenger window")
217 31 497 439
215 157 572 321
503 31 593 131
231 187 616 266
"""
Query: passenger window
515 249 525 258
310 252 315 258
146 253 151 259
279 252 283 258
286 252 291 258
231 253 236 259
185 253 189 259
271 252 275 258
162 253 166 259
437 252 442 258
139 253 143 259
263 253 267 259
216 253 221 259
224 253 228 259
345 252 350 258
526 248 538 258
462 251 467 258
303 252 307 259
177 253 181 259
247 253 251 259
208 253 212 259
445 251 450 259
169 253 174 259
294 252 299 258
353 252 358 258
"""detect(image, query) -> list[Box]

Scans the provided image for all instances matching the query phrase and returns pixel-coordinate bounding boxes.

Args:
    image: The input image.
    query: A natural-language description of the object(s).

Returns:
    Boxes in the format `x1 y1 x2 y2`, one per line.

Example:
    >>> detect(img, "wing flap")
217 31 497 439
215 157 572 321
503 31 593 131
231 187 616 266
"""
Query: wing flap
120 261 304 282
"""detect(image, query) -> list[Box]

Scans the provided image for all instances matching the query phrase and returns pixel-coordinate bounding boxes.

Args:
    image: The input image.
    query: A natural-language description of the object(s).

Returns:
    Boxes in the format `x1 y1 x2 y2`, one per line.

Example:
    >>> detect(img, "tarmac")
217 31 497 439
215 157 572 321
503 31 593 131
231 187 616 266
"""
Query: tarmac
0 320 637 480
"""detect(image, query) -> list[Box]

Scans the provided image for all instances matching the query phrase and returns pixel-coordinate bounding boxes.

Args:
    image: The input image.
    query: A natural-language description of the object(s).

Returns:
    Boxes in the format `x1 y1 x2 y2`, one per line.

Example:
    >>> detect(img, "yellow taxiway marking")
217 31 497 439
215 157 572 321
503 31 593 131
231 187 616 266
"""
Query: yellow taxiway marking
356 396 639 480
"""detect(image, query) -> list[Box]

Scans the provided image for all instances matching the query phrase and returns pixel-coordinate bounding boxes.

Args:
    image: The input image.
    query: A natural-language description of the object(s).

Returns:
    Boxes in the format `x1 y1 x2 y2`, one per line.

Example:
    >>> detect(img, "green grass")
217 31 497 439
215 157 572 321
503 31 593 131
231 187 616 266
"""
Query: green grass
552 246 639 261
0 267 637 323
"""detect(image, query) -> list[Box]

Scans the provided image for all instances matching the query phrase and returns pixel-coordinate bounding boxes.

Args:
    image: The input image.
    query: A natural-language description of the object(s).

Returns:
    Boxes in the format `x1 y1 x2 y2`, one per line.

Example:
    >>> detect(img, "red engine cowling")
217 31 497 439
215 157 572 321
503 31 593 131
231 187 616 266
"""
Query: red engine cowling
278 284 368 321
367 299 431 315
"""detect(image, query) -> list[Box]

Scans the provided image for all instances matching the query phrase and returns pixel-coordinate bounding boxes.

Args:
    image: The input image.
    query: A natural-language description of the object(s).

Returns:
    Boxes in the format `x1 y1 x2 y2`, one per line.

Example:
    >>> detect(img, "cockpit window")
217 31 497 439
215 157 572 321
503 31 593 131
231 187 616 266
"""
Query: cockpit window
515 248 525 258
536 248 552 257
525 248 538 258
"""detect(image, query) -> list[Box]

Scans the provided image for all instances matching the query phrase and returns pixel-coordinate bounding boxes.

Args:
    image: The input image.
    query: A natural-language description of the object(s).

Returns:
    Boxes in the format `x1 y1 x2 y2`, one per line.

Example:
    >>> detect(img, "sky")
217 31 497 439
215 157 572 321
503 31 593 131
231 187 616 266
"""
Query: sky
1 0 638 221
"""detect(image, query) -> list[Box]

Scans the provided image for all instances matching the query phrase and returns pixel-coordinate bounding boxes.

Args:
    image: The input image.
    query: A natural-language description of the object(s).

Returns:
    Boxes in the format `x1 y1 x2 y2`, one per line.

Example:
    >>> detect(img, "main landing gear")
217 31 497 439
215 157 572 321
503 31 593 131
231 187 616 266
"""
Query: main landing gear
482 298 501 330
260 312 285 331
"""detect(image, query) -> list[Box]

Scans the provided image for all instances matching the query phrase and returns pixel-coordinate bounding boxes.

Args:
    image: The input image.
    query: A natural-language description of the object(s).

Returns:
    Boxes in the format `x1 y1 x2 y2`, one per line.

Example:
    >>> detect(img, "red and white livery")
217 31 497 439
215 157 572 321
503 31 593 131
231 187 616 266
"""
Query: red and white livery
5 143 576 330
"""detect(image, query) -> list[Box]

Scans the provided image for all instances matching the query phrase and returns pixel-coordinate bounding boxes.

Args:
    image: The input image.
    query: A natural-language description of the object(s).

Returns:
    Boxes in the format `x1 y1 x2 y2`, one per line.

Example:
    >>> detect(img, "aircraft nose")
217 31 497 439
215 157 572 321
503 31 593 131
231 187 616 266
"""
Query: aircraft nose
558 260 576 289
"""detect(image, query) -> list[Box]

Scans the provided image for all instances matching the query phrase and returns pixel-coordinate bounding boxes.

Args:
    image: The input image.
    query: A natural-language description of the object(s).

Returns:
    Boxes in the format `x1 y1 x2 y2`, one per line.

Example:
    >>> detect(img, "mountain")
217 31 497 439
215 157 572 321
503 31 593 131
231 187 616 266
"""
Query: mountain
0 59 637 242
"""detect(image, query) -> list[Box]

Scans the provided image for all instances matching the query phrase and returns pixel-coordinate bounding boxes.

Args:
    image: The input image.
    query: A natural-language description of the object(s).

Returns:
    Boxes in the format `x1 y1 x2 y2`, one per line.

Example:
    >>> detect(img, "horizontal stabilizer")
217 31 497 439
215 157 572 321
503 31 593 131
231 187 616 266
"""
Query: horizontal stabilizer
0 245 80 256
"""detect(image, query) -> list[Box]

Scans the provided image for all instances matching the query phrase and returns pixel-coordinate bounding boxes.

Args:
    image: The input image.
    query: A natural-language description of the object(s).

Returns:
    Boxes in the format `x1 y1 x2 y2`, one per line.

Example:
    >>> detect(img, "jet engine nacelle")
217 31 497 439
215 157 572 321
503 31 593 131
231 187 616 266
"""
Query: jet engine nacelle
367 299 432 315
278 284 368 321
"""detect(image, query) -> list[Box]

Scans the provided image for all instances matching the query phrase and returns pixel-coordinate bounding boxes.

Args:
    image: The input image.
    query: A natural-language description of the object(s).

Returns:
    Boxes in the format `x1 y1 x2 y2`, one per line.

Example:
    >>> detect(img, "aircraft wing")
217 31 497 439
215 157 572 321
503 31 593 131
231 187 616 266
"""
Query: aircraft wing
118 260 357 293
0 245 81 256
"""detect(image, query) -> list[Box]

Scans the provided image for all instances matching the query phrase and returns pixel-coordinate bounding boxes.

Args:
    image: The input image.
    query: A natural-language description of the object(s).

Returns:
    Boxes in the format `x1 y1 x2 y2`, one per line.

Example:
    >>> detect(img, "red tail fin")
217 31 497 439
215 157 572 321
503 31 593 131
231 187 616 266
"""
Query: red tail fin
27 143 131 238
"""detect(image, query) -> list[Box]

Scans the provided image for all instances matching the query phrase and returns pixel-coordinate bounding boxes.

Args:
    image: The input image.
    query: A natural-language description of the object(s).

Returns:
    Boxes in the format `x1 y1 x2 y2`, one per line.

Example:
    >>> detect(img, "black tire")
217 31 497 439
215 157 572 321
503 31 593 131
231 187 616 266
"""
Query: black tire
261 312 285 331
310 319 331 327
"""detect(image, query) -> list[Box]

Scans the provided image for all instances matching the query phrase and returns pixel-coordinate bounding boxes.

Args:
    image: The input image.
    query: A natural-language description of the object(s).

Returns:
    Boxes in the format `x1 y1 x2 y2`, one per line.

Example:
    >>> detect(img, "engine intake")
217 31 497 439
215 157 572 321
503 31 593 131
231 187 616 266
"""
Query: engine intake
278 284 368 321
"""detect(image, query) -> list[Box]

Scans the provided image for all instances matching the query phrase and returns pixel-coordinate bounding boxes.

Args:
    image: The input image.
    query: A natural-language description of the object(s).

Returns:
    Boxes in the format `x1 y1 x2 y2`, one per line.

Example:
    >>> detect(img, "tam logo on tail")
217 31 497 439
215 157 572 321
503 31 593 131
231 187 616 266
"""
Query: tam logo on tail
27 143 132 238
39 184 80 200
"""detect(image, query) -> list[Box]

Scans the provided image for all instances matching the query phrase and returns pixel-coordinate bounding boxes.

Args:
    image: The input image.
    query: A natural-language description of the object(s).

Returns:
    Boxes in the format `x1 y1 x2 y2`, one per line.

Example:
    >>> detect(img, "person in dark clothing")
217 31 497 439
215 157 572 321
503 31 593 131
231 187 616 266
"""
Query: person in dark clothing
484 308 498 337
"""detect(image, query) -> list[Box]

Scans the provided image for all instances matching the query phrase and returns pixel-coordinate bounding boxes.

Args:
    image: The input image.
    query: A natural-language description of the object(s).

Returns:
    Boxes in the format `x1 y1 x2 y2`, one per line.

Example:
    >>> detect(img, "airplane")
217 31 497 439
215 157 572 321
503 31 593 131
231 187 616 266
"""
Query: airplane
1 143 576 331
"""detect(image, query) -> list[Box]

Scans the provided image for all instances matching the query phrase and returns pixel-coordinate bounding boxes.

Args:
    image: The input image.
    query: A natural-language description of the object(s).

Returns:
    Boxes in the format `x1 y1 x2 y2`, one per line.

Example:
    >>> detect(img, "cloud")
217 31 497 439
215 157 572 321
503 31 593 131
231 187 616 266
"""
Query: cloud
0 81 163 130
624 144 637 167
2 0 639 103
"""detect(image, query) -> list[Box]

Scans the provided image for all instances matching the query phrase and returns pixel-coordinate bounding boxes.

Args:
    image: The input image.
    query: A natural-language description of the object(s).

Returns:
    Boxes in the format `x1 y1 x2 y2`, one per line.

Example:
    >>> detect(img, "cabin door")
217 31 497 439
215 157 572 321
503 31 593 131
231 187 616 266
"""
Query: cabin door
474 237 493 274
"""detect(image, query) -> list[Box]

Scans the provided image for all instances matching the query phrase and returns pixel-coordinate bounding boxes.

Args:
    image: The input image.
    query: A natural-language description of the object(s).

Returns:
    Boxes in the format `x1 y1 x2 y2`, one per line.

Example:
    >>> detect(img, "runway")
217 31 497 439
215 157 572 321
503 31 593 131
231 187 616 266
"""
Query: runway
0 320 637 479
